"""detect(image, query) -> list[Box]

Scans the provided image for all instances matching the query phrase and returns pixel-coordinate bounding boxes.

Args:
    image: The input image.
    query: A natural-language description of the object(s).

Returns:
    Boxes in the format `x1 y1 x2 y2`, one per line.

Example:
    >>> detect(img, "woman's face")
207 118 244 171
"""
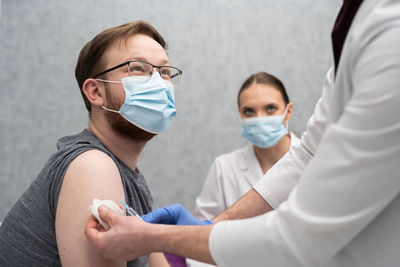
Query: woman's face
238 83 292 124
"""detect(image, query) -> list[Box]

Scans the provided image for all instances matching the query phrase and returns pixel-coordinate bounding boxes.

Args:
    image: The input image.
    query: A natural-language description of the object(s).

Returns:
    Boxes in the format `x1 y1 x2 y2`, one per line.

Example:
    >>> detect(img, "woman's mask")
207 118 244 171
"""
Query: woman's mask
241 106 289 148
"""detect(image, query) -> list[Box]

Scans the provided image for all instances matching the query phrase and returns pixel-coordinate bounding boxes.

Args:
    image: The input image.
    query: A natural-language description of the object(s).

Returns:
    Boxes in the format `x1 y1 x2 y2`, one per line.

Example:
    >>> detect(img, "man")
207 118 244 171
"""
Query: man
0 21 180 266
86 0 400 266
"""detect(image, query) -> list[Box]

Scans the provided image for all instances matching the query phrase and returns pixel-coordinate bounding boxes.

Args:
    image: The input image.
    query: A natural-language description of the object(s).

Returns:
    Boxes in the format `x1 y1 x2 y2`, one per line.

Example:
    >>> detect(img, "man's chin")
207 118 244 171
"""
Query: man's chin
106 113 157 141
116 123 156 141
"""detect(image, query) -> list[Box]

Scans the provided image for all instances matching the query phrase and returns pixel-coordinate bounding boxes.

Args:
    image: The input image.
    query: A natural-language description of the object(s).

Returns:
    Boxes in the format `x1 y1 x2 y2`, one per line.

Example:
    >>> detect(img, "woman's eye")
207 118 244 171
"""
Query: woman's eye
244 109 254 115
266 106 277 113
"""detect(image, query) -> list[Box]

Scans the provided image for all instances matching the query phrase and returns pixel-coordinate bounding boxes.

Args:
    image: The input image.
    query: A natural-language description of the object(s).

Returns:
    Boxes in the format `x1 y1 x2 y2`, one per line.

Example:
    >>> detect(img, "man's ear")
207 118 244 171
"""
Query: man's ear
82 78 104 107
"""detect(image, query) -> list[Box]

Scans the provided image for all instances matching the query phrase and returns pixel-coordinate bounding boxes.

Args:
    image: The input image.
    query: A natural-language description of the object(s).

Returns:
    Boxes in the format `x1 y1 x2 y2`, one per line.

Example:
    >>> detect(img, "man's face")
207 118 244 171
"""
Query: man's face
100 34 170 141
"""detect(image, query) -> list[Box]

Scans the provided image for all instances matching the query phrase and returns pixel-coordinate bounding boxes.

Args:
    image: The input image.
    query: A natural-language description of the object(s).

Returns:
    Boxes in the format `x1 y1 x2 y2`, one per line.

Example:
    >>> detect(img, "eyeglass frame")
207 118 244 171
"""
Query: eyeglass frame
93 60 183 80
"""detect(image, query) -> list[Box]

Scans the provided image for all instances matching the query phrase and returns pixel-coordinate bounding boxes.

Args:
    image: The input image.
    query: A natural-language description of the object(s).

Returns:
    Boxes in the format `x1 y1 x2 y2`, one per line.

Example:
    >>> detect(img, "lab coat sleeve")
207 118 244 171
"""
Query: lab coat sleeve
194 159 226 221
210 18 400 267
253 67 333 209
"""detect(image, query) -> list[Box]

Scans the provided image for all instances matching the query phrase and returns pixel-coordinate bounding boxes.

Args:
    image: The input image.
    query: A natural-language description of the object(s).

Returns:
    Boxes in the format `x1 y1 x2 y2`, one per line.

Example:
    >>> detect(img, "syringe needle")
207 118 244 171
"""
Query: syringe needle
120 200 142 219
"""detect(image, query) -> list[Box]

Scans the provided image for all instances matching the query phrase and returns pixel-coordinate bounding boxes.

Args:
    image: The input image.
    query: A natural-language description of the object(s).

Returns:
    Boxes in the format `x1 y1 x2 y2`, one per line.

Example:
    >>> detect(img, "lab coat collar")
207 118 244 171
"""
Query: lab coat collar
239 143 264 187
239 143 258 171
239 132 298 172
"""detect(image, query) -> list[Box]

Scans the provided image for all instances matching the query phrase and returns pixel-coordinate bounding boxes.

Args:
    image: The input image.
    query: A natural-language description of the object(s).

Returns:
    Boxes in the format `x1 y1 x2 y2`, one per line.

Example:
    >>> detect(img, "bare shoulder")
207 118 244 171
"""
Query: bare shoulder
69 149 119 175
55 149 125 266
62 149 123 189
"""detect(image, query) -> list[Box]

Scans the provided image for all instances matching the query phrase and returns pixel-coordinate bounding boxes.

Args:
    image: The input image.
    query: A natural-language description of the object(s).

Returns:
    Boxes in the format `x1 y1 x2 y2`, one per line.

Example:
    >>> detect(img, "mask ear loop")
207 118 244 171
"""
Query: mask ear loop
282 105 290 130
95 78 122 84
102 105 120 113
95 79 123 112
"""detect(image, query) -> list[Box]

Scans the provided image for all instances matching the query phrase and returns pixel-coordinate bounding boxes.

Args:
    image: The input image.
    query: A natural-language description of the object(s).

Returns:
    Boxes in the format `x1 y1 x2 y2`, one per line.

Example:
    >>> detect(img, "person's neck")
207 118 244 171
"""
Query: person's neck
87 120 147 171
253 134 291 174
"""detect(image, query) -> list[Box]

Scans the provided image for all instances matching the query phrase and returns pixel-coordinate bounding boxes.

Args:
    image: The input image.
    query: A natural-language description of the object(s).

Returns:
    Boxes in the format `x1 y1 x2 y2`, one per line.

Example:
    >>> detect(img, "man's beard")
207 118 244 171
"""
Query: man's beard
104 86 156 141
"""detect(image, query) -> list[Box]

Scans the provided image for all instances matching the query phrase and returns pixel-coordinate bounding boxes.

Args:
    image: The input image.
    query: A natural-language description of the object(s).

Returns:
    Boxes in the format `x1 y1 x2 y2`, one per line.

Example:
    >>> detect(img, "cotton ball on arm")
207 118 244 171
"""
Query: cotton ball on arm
89 199 124 230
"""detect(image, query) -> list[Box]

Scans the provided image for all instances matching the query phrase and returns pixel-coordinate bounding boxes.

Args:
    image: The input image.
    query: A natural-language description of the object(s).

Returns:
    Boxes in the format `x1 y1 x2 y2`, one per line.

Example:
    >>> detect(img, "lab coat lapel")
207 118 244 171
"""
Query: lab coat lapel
240 144 264 187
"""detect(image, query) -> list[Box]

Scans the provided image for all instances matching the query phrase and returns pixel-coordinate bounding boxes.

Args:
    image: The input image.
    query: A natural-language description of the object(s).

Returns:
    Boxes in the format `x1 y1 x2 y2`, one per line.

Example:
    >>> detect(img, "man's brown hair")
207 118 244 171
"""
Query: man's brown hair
75 20 167 112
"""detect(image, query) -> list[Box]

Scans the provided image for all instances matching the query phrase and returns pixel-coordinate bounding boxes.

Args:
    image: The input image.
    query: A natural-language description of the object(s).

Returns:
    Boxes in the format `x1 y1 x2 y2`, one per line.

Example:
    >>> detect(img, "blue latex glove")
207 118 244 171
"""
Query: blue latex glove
142 204 213 225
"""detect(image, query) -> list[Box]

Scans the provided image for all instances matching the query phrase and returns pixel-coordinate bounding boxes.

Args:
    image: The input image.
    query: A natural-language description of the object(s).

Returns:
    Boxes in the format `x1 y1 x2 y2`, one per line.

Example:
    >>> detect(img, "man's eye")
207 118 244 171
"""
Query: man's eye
131 66 145 72
160 69 171 77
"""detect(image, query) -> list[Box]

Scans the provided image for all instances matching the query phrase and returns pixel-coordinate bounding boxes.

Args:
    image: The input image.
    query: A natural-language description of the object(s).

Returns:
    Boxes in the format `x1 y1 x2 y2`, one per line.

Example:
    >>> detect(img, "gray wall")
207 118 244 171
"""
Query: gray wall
0 0 341 220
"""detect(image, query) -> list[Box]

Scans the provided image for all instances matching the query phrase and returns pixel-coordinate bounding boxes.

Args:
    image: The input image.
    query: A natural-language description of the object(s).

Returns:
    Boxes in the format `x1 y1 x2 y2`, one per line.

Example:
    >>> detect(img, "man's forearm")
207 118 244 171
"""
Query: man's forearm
213 189 273 222
151 224 215 264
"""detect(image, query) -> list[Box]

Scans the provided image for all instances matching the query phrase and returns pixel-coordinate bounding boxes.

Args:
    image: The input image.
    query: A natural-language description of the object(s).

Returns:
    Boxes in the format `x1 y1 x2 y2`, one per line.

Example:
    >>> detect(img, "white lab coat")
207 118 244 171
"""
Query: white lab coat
188 134 299 267
194 133 299 221
209 0 400 266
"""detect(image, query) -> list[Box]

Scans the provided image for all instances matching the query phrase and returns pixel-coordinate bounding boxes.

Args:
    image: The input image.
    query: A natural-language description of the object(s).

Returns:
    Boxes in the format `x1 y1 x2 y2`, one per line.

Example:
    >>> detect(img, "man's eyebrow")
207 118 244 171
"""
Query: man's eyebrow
160 59 170 65
122 57 171 65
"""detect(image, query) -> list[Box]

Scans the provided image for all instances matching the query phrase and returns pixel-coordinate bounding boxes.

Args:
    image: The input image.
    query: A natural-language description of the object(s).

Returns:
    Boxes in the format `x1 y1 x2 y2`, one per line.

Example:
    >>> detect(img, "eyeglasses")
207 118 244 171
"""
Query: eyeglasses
93 60 183 84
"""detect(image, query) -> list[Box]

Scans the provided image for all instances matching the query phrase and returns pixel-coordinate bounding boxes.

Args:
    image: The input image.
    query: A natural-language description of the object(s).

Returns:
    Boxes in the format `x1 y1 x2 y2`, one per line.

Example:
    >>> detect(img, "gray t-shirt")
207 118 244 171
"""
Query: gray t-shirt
0 129 153 266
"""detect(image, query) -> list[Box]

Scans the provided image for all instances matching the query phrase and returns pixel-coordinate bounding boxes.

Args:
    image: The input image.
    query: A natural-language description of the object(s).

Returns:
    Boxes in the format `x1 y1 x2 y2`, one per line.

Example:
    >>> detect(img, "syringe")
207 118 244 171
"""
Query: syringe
120 200 143 220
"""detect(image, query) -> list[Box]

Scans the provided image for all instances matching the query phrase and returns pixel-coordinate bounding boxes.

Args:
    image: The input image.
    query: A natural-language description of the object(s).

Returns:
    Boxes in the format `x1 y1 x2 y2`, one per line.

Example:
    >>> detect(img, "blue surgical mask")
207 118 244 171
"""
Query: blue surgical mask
99 72 176 134
241 106 289 148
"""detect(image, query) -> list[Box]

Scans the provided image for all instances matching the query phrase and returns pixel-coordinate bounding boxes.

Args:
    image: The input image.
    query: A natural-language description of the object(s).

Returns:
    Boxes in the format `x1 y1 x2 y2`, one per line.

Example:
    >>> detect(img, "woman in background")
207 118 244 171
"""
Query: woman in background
186 72 299 267
194 72 299 222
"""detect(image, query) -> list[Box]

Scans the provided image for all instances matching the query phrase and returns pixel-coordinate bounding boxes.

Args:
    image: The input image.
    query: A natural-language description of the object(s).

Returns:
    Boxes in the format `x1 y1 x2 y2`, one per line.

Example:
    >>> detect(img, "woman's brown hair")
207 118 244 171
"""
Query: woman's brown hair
237 72 289 107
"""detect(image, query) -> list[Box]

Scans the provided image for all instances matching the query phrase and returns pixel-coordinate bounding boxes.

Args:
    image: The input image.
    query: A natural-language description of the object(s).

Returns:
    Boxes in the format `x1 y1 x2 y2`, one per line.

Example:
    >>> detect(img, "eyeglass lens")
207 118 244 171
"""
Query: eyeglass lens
128 61 180 83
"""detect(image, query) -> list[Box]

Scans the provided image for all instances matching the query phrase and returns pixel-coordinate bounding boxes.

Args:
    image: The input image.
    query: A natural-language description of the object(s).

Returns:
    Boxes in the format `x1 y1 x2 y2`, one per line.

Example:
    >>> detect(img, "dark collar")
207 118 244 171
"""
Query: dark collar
331 0 364 73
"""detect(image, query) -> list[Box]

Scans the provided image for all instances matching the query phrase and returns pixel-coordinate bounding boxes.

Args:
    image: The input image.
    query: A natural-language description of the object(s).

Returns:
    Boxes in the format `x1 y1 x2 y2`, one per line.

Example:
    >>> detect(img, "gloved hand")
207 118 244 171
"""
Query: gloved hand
142 204 213 225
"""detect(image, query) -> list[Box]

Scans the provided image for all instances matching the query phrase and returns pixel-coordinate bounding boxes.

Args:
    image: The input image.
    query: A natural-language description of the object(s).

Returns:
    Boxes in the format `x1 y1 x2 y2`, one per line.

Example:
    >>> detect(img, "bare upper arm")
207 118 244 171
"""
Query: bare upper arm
55 149 126 267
